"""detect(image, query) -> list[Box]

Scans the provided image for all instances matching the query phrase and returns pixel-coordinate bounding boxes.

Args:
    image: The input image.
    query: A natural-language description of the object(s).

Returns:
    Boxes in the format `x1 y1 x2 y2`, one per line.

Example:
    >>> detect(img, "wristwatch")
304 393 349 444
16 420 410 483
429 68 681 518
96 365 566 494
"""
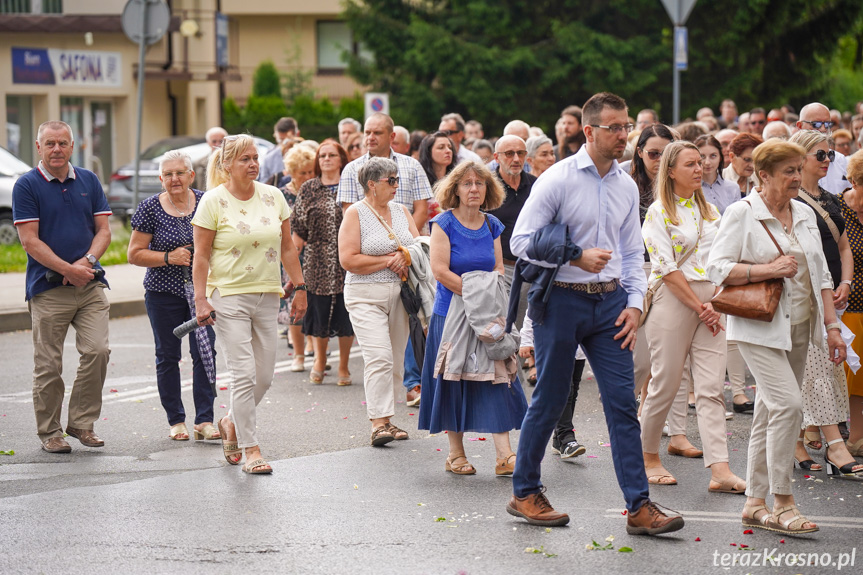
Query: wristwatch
85 253 97 265
294 283 308 292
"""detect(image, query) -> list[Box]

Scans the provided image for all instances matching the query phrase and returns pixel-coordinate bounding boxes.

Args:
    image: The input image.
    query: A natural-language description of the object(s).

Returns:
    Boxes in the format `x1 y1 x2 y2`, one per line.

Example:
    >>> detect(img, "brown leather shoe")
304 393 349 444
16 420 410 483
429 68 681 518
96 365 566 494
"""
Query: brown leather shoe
406 385 421 407
626 500 685 535
41 436 72 453
506 488 570 526
65 427 104 447
667 444 703 458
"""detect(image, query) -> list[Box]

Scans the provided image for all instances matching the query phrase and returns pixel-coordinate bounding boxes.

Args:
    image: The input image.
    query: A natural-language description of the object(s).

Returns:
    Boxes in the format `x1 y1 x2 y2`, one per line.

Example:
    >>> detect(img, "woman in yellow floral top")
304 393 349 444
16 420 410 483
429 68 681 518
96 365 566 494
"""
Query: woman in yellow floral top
192 134 307 475
640 141 746 493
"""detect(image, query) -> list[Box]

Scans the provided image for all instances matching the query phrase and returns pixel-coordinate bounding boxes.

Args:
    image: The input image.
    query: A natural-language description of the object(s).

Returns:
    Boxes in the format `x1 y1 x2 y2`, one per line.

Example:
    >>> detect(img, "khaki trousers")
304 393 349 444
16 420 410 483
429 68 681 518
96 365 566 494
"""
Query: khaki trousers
344 282 409 420
210 290 279 449
28 283 110 441
642 281 729 466
737 321 810 498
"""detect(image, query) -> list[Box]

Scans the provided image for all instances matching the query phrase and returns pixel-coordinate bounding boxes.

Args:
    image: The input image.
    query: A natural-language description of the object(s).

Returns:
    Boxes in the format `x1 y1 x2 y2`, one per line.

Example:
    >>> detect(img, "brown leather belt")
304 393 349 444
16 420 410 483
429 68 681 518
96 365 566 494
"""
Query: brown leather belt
503 258 517 266
553 279 619 294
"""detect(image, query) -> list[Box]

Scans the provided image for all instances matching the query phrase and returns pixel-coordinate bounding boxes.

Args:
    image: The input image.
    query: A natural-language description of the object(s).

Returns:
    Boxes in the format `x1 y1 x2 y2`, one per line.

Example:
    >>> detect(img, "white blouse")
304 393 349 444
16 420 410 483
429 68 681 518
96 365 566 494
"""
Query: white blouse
642 196 721 288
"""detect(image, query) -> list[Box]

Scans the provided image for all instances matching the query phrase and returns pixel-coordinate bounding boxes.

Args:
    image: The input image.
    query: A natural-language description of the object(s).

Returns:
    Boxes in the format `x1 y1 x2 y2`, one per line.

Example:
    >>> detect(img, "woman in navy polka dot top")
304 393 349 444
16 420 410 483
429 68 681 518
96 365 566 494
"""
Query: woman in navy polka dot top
128 149 219 442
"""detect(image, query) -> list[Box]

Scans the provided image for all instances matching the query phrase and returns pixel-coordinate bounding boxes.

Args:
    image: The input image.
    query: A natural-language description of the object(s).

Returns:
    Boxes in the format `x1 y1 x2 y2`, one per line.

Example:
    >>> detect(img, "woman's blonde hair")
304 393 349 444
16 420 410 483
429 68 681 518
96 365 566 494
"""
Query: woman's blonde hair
655 141 718 225
789 129 828 153
283 144 316 174
434 161 504 211
846 149 863 186
206 134 256 190
752 139 806 186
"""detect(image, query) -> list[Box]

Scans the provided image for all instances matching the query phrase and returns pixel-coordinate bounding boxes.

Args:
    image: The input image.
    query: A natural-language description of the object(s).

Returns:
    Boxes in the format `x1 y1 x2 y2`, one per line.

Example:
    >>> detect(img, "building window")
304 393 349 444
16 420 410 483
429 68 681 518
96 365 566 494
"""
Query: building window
0 0 63 13
316 21 372 73
6 95 34 165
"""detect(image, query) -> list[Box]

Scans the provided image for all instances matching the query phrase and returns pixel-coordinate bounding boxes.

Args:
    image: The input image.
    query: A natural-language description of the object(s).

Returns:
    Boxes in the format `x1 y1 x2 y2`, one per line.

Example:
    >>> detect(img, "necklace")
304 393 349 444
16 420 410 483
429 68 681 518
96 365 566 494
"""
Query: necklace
166 190 191 216
764 200 791 232
800 185 822 202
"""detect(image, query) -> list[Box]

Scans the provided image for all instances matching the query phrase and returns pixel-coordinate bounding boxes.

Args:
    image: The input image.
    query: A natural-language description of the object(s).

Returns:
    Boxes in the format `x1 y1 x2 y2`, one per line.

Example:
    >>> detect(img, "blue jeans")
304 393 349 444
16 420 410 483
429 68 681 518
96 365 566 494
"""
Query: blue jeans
512 286 650 512
403 336 421 390
144 290 216 426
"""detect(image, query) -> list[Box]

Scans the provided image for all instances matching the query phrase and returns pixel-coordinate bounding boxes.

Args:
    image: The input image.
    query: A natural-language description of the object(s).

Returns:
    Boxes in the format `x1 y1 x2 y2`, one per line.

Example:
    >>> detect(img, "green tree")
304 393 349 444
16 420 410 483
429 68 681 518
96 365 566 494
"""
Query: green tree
343 0 863 133
252 60 281 98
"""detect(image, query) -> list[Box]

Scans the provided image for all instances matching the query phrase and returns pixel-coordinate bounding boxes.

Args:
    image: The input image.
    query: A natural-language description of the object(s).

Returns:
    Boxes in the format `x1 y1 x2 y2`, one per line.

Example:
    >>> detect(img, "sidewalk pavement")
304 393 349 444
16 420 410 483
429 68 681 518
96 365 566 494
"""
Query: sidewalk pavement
0 263 146 332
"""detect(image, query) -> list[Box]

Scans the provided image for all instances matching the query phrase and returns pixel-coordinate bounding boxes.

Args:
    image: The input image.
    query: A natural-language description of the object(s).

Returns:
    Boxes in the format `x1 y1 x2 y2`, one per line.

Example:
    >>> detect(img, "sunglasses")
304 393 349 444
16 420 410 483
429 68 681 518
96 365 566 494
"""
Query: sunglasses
377 176 399 186
440 129 460 137
500 150 527 159
644 150 663 161
221 135 240 152
348 144 362 151
801 120 834 131
808 149 835 162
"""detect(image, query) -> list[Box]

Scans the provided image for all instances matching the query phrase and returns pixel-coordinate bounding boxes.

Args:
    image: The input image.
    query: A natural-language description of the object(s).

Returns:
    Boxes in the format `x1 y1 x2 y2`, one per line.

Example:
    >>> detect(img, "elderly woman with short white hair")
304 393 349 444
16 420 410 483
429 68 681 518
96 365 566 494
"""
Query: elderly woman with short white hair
339 157 420 446
129 149 219 443
525 136 555 178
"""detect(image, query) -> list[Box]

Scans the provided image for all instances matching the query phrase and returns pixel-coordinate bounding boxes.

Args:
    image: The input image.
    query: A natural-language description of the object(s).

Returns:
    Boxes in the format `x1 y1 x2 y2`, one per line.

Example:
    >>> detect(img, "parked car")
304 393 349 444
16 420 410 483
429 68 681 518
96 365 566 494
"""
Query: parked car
107 135 275 216
0 145 31 245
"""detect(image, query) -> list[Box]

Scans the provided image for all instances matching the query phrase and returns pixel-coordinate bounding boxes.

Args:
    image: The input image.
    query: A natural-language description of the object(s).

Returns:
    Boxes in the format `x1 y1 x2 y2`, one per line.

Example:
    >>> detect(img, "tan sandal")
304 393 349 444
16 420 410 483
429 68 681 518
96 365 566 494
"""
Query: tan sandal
217 417 242 465
804 428 823 450
495 453 516 476
709 475 746 494
242 457 273 475
309 369 324 384
741 504 773 531
646 467 677 485
446 454 476 475
337 376 352 386
371 426 394 446
193 422 221 441
169 423 189 441
768 505 819 535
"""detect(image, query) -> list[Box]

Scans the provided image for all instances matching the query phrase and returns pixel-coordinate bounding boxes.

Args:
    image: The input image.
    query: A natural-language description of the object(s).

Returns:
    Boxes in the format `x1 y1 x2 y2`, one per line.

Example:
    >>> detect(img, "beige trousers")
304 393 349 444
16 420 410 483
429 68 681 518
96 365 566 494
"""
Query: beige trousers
635 316 690 436
642 281 729 466
727 342 748 396
737 321 810 498
29 283 110 441
210 290 279 449
344 281 409 420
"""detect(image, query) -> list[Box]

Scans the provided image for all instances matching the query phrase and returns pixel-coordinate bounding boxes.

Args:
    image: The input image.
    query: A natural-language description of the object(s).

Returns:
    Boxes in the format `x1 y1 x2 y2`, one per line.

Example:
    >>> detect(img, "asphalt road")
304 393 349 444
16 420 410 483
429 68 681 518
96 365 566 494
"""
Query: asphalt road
1 315 861 575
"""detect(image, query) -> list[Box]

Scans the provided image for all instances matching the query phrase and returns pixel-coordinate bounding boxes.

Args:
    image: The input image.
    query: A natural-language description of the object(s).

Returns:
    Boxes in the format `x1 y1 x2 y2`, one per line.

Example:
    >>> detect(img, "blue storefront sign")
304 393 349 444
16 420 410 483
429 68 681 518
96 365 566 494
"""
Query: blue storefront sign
12 47 122 87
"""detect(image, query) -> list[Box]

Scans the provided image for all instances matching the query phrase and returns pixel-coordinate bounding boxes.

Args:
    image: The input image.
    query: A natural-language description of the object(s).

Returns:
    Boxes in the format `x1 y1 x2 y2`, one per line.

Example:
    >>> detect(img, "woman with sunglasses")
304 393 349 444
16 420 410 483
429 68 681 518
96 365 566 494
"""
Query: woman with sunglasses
629 126 695 453
339 157 420 446
787 130 862 478
345 132 365 162
192 135 307 474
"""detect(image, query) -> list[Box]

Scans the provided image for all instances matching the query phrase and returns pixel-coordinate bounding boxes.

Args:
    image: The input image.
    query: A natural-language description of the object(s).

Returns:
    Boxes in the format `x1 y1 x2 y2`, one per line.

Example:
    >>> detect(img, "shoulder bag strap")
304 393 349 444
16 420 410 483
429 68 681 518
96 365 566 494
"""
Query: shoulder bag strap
796 189 840 245
743 199 785 257
363 199 403 249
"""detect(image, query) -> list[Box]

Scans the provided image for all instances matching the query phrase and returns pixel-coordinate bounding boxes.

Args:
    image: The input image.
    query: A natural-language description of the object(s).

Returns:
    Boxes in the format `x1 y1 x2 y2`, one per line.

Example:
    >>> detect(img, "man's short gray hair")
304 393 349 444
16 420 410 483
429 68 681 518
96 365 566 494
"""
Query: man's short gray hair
526 135 553 158
762 121 792 141
393 126 410 141
503 120 530 138
37 120 74 143
339 117 362 132
159 149 193 172
358 157 398 193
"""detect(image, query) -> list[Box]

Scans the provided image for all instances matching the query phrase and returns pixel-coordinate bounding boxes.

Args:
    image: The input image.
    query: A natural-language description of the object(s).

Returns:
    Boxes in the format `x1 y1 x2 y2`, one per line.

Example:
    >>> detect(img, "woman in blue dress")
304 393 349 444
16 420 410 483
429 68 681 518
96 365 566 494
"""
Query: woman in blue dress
419 161 529 476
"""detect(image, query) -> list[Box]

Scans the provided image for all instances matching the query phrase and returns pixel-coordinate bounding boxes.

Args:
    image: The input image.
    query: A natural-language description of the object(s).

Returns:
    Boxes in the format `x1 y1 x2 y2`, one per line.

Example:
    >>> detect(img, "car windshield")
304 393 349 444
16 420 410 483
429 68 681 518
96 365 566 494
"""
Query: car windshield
0 146 31 176
141 137 205 160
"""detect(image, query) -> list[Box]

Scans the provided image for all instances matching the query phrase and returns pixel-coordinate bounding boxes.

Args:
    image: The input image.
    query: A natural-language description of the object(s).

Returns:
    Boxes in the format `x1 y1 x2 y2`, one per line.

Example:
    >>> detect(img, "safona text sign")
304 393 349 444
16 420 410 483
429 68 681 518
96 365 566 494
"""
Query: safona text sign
12 47 122 87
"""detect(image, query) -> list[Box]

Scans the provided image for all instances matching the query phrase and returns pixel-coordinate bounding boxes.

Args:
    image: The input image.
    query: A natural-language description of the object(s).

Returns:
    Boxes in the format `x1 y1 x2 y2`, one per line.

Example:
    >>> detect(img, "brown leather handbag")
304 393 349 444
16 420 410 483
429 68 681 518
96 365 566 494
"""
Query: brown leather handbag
711 205 785 322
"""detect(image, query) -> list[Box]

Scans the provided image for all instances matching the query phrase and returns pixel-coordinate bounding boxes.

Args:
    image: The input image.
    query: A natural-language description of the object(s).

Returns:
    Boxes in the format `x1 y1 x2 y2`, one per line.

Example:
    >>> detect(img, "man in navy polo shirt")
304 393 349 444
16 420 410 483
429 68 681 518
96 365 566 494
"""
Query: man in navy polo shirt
12 120 112 453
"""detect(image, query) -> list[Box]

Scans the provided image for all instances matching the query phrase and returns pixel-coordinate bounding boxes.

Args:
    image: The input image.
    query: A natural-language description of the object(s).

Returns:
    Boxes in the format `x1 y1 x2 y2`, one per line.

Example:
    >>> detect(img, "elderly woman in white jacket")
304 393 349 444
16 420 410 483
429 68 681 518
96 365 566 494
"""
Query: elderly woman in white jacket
707 139 846 537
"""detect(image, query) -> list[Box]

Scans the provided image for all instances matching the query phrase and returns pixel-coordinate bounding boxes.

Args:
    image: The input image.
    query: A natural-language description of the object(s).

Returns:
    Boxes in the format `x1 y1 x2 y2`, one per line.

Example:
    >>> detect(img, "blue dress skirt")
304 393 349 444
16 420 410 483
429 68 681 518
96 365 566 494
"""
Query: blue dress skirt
418 312 528 434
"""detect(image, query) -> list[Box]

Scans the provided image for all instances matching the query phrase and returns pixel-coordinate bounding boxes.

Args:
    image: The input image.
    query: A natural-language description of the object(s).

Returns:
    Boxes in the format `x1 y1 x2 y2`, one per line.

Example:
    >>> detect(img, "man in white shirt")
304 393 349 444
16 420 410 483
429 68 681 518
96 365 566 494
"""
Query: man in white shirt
439 113 482 164
797 102 849 194
505 92 684 536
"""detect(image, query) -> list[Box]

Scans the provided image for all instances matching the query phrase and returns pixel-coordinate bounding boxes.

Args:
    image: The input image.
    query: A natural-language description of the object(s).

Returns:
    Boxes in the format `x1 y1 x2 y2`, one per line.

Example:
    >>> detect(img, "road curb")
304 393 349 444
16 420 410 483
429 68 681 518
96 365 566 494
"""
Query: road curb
0 298 146 333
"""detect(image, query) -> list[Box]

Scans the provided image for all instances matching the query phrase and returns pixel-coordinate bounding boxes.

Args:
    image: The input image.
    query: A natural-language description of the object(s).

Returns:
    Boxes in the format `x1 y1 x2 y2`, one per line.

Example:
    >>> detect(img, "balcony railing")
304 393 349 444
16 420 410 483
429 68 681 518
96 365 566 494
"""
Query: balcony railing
0 0 63 13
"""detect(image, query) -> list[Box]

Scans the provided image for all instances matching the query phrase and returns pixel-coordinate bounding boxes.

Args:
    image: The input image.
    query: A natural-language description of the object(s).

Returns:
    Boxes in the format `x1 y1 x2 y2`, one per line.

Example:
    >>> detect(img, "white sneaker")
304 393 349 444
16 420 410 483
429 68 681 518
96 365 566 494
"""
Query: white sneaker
725 411 734 420
662 422 670 437
290 357 305 372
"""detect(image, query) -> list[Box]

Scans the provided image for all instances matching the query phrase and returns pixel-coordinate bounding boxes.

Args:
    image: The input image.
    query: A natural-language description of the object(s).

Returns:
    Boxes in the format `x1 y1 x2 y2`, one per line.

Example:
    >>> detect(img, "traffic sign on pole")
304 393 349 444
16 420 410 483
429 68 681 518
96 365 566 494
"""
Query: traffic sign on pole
660 0 697 25
674 27 688 71
364 93 390 120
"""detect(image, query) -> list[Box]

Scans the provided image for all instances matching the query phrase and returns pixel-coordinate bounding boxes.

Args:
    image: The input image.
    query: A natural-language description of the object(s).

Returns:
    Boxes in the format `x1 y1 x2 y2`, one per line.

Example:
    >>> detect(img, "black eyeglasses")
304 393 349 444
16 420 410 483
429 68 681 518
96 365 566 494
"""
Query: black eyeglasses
377 176 399 186
808 149 835 162
801 120 834 131
348 144 362 151
440 129 460 137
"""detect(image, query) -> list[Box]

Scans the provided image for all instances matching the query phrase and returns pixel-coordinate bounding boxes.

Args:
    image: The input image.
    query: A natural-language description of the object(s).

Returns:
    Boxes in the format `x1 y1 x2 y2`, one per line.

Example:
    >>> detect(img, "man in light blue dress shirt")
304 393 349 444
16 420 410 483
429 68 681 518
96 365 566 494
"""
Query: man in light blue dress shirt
505 93 684 536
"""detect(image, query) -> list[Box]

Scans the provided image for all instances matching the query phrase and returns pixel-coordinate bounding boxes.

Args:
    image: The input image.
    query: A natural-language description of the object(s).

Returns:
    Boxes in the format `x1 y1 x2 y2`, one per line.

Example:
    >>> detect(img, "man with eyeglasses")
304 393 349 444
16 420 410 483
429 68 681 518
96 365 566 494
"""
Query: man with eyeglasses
506 92 684 535
797 102 849 195
338 112 434 407
258 117 300 184
439 113 482 164
488 135 536 327
12 120 112 454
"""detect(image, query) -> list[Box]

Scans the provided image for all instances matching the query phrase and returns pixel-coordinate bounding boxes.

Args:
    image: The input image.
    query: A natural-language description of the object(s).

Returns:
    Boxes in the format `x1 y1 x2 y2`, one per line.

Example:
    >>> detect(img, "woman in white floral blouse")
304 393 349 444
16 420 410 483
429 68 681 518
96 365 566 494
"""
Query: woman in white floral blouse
640 141 746 493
